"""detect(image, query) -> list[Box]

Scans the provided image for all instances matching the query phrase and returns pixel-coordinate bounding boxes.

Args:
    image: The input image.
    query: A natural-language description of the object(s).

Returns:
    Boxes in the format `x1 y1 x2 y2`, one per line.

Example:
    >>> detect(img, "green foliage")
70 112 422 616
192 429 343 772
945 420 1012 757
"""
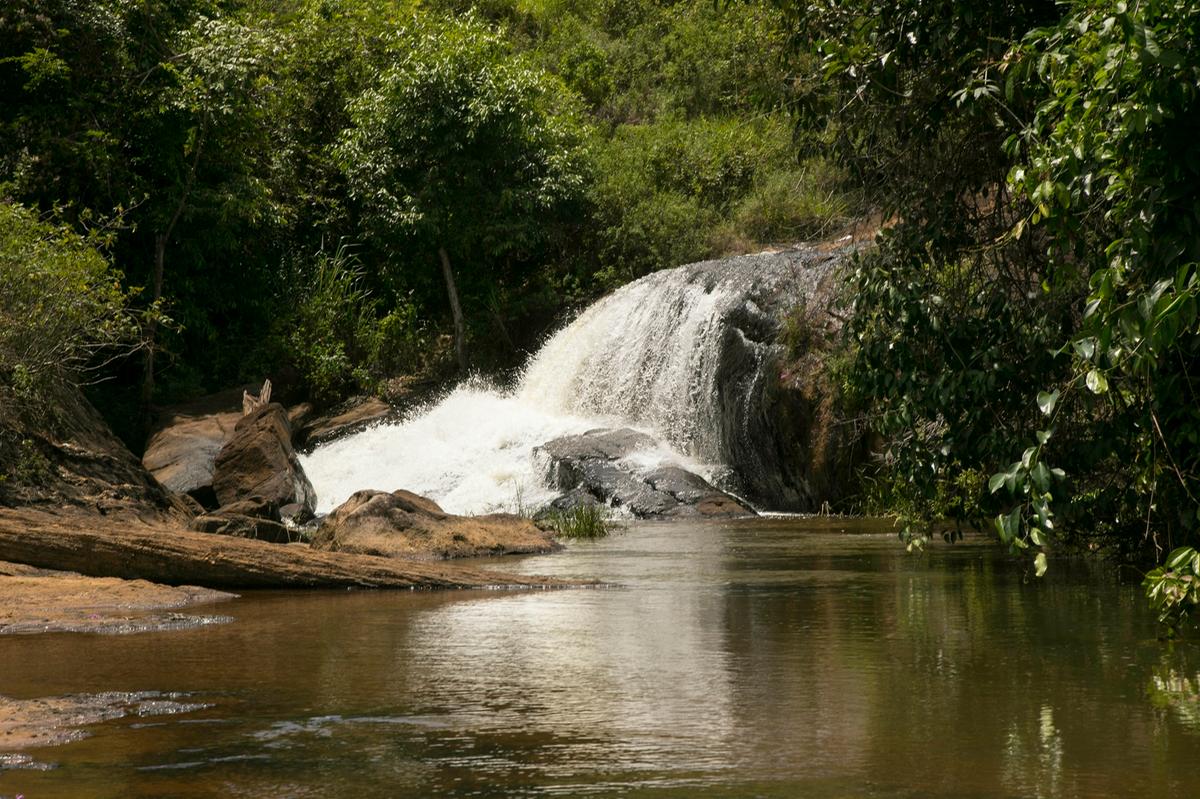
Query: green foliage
1000 0 1200 562
12 438 52 485
782 0 1200 597
3 0 848 418
0 202 140 390
726 158 849 246
588 114 821 285
336 13 589 275
263 245 428 403
546 503 611 539
1145 547 1200 636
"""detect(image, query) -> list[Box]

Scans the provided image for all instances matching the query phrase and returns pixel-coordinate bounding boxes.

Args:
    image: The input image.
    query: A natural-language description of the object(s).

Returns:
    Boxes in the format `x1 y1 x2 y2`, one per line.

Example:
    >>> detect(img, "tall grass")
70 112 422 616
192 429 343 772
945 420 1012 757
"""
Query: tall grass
547 503 610 539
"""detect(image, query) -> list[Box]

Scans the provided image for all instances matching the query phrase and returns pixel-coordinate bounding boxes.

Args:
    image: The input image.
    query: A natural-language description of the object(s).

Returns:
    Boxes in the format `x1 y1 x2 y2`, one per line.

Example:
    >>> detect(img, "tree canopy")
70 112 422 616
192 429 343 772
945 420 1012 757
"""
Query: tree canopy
776 0 1200 616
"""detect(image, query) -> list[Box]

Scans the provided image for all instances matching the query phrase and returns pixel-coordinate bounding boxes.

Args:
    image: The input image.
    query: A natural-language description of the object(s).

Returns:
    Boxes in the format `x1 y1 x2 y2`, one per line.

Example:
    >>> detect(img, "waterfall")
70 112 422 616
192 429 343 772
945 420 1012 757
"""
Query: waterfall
301 247 842 515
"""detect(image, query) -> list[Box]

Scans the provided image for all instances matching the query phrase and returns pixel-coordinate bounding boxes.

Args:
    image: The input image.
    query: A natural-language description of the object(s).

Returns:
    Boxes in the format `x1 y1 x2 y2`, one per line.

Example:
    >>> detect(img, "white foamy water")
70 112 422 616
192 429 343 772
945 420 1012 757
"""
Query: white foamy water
302 383 596 515
302 254 796 515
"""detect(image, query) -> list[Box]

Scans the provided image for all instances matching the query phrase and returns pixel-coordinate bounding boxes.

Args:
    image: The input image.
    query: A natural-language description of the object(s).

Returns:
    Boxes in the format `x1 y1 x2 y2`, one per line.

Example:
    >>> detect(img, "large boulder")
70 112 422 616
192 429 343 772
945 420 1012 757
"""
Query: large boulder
311 489 558 560
142 387 255 509
535 428 753 519
211 403 316 515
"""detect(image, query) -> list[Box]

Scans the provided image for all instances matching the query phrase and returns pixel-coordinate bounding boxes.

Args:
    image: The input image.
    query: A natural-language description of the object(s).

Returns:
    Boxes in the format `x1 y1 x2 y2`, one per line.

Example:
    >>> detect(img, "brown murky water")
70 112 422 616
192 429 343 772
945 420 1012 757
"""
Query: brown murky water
2 518 1198 797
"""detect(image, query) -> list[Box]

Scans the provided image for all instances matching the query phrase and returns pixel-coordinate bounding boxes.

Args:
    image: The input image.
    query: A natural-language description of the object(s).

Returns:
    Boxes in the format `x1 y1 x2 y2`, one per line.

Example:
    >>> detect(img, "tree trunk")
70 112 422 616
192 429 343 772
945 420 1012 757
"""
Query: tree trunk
439 246 467 372
141 232 167 408
0 511 571 590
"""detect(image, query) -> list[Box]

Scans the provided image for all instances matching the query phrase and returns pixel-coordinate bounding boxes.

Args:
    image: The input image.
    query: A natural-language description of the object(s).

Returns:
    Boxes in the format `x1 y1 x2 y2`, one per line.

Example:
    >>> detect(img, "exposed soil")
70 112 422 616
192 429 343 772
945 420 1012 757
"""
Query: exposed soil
0 560 235 635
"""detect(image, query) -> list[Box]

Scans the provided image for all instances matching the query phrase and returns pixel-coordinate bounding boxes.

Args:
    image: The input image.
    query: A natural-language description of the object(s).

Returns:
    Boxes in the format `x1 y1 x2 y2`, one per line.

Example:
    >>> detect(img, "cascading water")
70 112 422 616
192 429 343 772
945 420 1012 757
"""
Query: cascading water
301 247 844 515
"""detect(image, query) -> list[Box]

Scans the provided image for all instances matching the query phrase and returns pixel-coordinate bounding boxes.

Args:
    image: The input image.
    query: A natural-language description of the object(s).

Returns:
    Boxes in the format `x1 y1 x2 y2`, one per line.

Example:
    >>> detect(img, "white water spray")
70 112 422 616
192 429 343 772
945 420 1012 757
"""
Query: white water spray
301 251 822 515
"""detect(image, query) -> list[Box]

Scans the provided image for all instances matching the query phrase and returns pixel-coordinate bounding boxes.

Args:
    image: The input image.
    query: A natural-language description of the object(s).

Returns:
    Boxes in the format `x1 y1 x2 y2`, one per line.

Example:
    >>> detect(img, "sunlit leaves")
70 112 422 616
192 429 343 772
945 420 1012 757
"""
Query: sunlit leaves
1037 389 1059 415
1144 546 1200 635
336 13 588 262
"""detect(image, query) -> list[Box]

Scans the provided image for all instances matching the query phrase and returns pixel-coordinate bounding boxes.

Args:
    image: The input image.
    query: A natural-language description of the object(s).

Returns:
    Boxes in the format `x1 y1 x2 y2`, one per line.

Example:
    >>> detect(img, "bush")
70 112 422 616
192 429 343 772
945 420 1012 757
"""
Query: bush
727 158 849 246
0 202 139 394
263 244 428 404
587 114 815 284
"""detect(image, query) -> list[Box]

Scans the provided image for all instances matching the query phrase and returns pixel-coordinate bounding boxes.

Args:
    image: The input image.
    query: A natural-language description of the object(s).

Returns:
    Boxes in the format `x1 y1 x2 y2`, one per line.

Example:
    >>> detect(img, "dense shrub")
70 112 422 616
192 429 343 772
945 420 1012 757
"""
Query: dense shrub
0 202 140 393
778 0 1200 602
257 245 428 404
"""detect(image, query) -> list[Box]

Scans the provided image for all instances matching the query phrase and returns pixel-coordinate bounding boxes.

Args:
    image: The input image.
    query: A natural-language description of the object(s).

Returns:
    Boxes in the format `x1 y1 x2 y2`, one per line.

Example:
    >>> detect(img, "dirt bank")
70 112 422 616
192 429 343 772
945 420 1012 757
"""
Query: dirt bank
0 560 235 635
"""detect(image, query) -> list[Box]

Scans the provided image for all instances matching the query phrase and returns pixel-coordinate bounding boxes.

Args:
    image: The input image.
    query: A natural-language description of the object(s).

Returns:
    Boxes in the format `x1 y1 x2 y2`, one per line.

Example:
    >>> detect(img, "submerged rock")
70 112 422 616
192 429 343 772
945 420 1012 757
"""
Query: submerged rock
312 489 559 560
212 403 316 515
535 428 753 519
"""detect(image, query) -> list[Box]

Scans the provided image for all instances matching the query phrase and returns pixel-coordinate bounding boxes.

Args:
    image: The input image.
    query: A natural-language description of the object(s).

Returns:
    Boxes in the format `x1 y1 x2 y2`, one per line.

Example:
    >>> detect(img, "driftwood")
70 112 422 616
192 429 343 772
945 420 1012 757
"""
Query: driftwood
242 378 272 416
0 510 572 590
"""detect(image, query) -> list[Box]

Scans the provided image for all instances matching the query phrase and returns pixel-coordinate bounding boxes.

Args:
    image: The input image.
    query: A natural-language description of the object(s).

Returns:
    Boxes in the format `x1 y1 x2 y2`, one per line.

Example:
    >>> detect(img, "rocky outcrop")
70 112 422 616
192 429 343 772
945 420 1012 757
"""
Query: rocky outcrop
0 509 573 589
296 396 394 450
312 489 559 560
189 512 292 544
141 387 255 508
212 403 316 514
0 380 188 521
681 246 852 510
512 243 860 512
535 428 753 519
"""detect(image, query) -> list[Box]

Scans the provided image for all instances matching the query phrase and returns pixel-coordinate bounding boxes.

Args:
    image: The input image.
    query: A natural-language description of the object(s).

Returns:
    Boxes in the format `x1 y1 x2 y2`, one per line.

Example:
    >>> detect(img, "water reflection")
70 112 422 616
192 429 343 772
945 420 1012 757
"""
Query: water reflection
1 518 1197 798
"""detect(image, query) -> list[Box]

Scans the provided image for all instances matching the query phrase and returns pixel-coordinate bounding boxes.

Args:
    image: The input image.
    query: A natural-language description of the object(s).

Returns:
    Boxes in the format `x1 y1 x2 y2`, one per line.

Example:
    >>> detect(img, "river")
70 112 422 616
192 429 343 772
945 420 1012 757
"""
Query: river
2 517 1197 797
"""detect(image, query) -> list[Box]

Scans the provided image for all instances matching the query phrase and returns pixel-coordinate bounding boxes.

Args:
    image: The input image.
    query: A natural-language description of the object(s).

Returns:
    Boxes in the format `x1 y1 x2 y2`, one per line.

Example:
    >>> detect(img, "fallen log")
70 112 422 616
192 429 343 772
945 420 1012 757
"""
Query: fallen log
0 510 574 590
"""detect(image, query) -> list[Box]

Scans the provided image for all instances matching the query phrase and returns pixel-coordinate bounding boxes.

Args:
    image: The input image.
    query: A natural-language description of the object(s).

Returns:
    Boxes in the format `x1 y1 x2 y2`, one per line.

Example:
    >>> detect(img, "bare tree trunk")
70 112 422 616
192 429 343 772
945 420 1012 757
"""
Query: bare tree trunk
141 120 206 411
141 232 167 408
439 246 467 372
0 513 568 590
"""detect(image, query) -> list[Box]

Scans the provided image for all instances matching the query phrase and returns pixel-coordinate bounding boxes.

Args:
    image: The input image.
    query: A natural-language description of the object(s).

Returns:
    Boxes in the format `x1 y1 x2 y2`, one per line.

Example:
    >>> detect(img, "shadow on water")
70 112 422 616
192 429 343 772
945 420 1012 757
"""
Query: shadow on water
2 517 1197 798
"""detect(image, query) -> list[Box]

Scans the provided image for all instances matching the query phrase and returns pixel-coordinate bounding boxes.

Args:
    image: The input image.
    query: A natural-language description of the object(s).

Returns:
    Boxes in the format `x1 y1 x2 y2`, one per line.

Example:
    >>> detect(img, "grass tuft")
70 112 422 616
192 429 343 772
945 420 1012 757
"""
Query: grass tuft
547 504 610 539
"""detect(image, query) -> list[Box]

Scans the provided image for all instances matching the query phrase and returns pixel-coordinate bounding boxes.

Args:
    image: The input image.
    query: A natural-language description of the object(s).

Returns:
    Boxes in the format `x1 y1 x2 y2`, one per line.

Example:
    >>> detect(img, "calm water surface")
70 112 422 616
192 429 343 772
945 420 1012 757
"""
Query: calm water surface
2 518 1199 798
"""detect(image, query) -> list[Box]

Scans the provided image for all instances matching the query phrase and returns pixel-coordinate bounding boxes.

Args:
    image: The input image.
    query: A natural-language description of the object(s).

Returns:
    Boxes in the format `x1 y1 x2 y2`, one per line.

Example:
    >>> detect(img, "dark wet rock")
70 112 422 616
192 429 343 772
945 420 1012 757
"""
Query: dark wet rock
216 495 280 520
189 513 292 544
279 502 314 527
538 428 658 462
312 489 559 560
212 404 316 515
643 466 751 517
187 493 298 543
176 492 207 517
678 245 863 511
547 488 605 512
535 428 753 519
